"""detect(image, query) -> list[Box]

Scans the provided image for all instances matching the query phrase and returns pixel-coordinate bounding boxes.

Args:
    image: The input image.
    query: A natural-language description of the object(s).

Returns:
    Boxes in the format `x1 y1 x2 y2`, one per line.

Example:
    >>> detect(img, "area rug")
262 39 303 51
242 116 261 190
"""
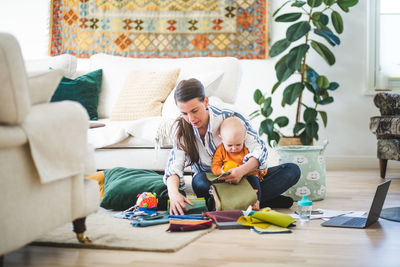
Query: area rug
31 208 214 252
50 0 268 59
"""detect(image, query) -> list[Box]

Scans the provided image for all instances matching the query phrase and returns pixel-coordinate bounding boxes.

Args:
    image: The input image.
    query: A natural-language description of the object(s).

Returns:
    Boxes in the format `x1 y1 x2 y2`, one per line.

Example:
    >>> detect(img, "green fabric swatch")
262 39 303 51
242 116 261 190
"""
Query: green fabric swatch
168 198 208 214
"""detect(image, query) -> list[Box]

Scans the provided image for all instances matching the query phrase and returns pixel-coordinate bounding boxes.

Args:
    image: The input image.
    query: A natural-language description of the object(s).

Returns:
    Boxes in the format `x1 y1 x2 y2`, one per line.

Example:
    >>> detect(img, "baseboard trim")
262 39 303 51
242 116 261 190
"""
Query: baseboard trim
326 156 400 170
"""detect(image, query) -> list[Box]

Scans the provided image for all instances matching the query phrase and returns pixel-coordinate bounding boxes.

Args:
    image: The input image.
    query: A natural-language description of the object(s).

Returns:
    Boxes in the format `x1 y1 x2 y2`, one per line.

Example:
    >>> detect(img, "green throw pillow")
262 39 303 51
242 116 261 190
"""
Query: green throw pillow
51 69 102 120
100 167 170 211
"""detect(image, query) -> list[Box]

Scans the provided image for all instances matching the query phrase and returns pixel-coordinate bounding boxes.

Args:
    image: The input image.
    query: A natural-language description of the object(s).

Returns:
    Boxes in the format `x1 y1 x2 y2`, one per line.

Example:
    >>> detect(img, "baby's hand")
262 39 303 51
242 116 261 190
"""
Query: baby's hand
252 200 260 211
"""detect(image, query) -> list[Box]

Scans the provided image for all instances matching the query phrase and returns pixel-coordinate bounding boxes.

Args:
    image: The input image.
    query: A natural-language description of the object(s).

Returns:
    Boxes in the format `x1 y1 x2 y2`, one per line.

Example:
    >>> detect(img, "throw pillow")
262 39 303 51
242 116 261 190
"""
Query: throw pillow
28 69 64 105
50 69 102 120
110 68 180 121
100 167 170 211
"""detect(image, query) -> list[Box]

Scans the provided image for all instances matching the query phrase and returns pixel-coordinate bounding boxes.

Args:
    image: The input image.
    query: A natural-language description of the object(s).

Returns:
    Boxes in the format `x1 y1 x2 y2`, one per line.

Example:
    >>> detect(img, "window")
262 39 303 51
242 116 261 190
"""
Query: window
369 0 400 92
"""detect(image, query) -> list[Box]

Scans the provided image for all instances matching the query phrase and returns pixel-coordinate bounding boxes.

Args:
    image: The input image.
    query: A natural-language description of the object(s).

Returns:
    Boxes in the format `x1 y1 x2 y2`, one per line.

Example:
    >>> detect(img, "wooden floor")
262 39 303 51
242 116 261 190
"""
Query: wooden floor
3 169 400 267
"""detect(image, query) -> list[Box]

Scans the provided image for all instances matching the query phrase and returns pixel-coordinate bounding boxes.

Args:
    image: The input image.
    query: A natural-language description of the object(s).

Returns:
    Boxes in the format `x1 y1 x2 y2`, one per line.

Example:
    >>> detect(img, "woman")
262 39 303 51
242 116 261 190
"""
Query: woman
163 78 300 215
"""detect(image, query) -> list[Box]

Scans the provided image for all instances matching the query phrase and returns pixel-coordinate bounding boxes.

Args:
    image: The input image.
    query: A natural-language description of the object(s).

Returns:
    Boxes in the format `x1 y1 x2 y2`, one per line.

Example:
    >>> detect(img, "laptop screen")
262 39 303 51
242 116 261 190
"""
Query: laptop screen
366 180 391 226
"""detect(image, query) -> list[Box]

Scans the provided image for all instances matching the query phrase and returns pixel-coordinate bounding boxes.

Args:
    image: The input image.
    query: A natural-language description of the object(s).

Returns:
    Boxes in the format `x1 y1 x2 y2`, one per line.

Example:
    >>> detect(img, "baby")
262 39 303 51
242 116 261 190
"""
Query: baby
211 116 267 210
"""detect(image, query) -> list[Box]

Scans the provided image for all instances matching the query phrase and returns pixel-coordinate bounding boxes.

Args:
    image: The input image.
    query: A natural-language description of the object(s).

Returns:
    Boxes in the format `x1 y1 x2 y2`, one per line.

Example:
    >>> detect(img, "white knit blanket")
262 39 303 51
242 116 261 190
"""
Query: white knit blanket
87 116 175 149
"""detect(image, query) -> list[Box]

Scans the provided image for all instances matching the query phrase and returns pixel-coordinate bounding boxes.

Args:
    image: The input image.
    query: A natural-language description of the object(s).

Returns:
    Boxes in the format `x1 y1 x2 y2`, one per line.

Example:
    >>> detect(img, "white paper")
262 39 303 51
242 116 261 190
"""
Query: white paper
289 209 367 220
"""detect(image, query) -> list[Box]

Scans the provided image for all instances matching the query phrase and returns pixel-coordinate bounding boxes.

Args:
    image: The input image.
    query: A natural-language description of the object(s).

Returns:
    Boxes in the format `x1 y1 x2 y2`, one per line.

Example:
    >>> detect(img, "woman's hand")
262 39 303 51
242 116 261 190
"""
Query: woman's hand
168 191 193 215
167 174 193 215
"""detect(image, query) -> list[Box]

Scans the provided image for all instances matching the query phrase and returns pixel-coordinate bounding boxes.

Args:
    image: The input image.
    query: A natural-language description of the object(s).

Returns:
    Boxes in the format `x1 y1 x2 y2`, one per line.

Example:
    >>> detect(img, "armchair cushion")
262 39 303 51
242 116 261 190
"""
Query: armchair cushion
51 69 103 120
28 69 63 104
373 92 400 115
0 33 30 125
370 116 400 138
377 139 400 161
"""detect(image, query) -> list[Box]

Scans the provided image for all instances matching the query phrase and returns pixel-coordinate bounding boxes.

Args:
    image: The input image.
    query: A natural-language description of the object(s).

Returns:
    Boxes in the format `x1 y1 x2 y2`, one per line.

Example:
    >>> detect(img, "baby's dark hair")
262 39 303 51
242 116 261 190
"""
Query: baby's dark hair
174 78 206 166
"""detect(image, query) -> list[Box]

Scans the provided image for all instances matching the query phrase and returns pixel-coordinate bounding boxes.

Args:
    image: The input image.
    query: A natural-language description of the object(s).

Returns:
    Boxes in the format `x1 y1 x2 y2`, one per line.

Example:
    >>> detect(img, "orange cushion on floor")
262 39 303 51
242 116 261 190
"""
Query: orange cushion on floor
86 171 105 200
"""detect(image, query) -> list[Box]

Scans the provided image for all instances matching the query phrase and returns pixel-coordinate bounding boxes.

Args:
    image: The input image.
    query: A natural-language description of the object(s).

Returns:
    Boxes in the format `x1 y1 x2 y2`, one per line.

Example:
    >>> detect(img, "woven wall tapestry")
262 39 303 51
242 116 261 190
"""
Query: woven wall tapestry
50 0 268 59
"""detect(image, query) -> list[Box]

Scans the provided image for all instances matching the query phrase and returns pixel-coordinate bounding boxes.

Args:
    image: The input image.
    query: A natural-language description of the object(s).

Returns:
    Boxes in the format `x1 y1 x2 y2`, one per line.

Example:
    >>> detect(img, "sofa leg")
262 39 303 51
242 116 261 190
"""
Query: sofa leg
72 217 92 244
379 159 388 179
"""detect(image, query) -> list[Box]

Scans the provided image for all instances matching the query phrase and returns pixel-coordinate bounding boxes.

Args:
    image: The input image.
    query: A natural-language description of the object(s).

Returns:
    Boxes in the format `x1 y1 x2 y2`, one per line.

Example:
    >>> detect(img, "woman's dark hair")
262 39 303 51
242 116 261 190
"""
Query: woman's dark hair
174 78 205 166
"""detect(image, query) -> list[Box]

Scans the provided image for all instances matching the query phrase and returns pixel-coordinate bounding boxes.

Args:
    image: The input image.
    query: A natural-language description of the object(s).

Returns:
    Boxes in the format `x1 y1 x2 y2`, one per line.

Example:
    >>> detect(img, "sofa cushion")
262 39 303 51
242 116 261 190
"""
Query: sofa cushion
25 54 77 78
89 53 241 118
100 167 169 210
28 69 63 105
162 71 224 119
110 68 180 121
0 33 30 125
51 69 102 120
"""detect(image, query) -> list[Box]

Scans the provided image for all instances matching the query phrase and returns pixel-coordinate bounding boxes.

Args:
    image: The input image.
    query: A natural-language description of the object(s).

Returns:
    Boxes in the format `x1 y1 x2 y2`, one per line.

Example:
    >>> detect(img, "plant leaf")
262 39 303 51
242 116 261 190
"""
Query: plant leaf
269 38 291 57
286 21 311 42
338 0 358 9
268 131 281 147
286 44 309 71
327 82 339 90
319 13 329 25
293 122 306 135
319 96 334 105
324 0 336 6
299 131 313 145
304 107 318 123
260 119 274 135
307 0 323 8
331 11 344 34
318 110 328 127
306 121 319 139
273 0 292 17
306 68 319 89
283 82 304 105
314 29 341 46
272 81 281 94
292 1 307 8
316 75 330 89
275 55 296 82
275 116 289 127
253 89 264 104
264 97 272 108
311 40 336 65
261 106 273 117
305 82 316 93
249 110 260 120
276 13 303 22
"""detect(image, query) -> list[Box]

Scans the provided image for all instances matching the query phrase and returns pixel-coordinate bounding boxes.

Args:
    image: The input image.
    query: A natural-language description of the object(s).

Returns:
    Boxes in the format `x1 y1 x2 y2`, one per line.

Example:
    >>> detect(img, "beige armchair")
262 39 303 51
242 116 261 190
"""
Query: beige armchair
0 33 99 261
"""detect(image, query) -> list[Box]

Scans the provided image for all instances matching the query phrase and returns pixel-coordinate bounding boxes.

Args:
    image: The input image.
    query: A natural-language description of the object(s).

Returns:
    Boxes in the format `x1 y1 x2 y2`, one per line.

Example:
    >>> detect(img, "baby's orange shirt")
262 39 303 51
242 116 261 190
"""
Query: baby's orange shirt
211 144 267 181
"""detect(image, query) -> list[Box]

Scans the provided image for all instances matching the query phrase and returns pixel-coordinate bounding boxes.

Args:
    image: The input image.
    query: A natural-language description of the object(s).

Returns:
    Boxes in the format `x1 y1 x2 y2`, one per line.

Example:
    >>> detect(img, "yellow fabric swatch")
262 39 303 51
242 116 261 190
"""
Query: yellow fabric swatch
251 209 296 228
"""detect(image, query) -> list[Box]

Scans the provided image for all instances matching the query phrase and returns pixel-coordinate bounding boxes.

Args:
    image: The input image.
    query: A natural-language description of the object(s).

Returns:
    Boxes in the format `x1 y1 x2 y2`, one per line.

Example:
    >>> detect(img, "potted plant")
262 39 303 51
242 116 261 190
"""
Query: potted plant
250 0 359 146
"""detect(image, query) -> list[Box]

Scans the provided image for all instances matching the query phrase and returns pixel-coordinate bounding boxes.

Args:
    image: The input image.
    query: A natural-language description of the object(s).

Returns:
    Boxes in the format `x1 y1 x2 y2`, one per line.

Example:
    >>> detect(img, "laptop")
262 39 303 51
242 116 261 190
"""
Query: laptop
321 179 391 228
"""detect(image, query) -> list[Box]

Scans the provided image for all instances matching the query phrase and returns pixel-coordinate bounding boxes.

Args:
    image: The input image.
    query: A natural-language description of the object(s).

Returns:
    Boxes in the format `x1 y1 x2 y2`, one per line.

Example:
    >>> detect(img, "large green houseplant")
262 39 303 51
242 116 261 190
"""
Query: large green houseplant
250 0 358 145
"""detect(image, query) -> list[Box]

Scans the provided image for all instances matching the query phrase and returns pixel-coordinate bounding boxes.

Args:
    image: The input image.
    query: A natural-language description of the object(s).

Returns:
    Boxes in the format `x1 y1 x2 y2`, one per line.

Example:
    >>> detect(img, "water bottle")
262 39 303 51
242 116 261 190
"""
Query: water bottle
297 195 312 222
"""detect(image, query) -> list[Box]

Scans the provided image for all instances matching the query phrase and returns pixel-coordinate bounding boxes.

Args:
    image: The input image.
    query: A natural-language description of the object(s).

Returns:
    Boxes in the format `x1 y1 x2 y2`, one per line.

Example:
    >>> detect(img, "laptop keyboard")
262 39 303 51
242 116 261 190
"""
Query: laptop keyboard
343 217 366 226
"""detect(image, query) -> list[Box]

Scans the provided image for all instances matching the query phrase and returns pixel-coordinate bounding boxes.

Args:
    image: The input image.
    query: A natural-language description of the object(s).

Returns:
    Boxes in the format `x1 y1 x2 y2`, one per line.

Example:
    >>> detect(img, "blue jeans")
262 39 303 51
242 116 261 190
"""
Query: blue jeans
191 163 300 208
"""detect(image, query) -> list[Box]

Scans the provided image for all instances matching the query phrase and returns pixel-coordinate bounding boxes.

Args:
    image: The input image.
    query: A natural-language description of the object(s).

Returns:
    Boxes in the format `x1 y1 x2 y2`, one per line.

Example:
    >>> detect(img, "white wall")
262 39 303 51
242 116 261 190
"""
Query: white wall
0 0 49 59
1 0 394 170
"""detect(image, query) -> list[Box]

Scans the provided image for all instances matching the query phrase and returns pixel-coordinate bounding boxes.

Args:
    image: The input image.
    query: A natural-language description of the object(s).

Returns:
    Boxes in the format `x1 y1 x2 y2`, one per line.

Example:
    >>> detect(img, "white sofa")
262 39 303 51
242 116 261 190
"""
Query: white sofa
26 53 242 171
